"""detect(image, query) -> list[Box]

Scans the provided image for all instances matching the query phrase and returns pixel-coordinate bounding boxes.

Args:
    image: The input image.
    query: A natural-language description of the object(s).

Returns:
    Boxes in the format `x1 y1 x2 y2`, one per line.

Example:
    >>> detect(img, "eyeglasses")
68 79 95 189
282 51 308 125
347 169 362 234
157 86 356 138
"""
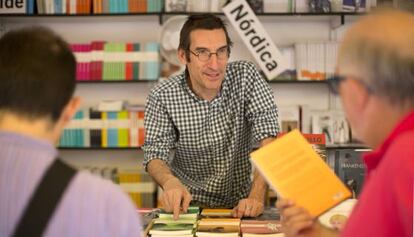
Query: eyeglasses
327 74 374 95
327 75 347 95
189 47 229 62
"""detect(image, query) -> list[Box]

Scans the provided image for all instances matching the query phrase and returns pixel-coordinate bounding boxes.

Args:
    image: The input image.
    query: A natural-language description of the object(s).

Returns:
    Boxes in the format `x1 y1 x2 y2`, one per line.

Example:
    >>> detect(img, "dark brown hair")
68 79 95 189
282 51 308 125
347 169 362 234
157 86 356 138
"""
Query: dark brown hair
178 14 233 61
0 26 76 122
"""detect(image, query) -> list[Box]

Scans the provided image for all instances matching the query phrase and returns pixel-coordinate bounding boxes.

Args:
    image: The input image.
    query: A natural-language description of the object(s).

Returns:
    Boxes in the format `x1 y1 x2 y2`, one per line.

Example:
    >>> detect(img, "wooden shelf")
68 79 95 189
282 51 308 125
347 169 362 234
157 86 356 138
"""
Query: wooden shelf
59 147 141 150
0 11 364 25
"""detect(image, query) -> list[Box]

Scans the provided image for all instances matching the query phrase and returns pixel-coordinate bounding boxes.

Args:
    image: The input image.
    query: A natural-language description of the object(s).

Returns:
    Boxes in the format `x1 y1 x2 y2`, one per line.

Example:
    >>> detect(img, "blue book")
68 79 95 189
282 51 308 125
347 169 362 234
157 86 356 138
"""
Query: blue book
54 0 62 14
27 0 35 14
107 112 118 147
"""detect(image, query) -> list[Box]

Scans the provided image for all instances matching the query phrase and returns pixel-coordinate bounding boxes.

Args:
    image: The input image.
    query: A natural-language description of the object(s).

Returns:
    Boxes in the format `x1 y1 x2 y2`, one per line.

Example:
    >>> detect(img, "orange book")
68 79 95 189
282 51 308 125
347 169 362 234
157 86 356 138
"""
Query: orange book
137 111 145 146
125 43 134 80
250 129 351 217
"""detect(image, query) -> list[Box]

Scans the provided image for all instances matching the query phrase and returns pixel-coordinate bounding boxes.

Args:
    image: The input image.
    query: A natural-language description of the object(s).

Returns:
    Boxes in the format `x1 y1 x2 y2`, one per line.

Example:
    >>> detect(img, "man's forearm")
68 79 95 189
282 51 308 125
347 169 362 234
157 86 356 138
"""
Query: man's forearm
147 159 178 188
249 169 268 201
249 137 275 200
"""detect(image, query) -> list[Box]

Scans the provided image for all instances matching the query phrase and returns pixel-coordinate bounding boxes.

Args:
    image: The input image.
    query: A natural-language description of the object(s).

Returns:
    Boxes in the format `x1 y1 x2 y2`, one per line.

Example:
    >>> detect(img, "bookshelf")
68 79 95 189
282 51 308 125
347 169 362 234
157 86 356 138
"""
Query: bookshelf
1 5 366 209
0 11 362 25
58 147 141 150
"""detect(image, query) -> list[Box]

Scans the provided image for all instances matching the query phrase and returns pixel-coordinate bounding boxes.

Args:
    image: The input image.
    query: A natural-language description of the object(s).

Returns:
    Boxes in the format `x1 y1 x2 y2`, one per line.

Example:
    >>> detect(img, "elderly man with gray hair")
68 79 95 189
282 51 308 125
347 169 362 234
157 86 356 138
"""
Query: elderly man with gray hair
277 9 414 237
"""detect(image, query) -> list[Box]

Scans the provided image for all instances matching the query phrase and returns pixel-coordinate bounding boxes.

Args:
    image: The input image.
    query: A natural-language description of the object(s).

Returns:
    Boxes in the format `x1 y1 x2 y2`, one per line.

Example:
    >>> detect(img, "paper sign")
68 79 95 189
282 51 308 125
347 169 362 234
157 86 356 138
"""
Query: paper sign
223 0 288 80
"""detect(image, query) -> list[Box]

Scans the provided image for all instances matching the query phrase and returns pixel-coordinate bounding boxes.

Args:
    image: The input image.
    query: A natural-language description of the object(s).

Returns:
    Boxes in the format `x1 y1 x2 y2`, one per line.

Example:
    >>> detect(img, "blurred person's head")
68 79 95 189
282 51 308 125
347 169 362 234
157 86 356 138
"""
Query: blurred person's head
332 9 414 148
0 26 80 143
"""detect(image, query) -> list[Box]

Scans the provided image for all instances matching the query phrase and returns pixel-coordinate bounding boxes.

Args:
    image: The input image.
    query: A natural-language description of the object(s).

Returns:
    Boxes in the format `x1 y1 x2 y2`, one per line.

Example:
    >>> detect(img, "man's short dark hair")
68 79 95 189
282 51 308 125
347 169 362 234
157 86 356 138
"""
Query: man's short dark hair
178 14 233 61
0 26 76 122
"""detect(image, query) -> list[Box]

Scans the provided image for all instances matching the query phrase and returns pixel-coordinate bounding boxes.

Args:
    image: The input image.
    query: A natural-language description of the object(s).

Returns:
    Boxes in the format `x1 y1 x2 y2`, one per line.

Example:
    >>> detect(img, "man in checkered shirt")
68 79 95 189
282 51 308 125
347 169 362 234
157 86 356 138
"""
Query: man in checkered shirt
143 14 279 219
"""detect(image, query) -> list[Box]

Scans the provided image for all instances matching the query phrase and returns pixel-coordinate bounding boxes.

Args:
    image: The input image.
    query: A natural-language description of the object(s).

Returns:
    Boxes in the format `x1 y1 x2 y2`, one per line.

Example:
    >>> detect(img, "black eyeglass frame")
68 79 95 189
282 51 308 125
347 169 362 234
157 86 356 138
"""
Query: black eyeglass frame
327 74 374 95
188 46 230 62
327 75 347 95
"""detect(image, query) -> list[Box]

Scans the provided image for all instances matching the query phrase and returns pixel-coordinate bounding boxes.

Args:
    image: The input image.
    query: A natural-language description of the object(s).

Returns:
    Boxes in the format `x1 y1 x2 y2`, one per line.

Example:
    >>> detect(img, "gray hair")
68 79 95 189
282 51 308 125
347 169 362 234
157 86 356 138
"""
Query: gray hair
340 38 414 106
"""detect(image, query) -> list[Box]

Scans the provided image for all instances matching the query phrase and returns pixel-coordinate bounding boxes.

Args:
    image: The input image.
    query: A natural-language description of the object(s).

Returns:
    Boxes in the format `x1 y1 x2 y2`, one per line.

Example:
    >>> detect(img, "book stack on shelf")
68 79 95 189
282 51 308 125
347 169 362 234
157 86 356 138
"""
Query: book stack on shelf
277 104 353 146
165 0 372 14
118 169 157 208
71 41 160 81
93 0 163 14
11 0 163 14
294 41 338 81
58 105 145 148
75 166 156 207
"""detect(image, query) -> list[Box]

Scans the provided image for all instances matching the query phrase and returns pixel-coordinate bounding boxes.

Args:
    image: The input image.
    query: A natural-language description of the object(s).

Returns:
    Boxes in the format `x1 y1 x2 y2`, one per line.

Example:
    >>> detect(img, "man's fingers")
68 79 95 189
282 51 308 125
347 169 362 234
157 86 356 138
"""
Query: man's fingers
181 192 192 213
162 193 172 212
172 193 183 220
250 203 261 217
231 205 239 217
285 219 314 236
276 199 294 209
283 206 309 220
237 200 248 217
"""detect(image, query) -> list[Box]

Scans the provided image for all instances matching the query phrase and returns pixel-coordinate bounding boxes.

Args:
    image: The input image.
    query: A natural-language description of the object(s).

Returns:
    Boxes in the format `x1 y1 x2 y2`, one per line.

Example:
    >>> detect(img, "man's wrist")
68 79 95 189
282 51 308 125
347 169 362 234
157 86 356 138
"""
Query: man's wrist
248 187 267 203
161 176 181 190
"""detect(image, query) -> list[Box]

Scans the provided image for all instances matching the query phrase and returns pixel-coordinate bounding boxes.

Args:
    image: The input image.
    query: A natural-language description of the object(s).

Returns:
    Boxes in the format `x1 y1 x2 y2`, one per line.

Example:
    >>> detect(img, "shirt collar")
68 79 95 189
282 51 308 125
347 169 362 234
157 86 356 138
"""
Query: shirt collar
363 110 414 172
0 130 58 158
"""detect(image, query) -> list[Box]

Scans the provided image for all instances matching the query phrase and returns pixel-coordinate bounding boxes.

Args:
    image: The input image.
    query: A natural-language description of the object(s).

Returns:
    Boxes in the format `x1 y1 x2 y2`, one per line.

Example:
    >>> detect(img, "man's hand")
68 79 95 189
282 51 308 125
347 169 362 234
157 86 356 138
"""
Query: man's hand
162 177 192 220
276 198 317 237
232 197 264 218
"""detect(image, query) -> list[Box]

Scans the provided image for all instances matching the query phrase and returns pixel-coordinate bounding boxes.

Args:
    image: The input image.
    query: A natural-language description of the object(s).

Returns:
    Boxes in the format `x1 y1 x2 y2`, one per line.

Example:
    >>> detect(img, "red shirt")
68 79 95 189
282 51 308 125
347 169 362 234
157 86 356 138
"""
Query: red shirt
341 111 414 237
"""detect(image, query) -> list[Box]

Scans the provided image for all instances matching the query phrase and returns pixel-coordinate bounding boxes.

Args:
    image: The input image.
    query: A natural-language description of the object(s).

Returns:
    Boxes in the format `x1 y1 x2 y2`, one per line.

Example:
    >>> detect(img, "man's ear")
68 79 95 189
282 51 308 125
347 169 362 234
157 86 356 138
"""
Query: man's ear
51 96 81 144
61 96 81 125
177 48 188 65
345 79 371 113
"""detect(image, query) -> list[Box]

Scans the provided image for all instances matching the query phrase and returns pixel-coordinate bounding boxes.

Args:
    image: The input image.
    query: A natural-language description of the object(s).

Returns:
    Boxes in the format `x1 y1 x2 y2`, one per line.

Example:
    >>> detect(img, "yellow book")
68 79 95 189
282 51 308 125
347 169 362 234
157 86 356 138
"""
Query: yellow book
250 129 351 217
201 208 233 217
101 112 107 148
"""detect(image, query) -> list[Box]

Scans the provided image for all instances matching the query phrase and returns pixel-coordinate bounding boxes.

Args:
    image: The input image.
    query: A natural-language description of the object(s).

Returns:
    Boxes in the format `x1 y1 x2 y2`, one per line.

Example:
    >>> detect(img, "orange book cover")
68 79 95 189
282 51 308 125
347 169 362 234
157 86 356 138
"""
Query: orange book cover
251 129 351 217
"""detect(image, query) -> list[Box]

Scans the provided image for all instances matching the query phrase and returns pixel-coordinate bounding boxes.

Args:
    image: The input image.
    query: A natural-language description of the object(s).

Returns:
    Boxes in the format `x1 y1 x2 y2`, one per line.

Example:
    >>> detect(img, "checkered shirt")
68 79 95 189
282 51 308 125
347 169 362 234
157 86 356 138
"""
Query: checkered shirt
143 61 279 207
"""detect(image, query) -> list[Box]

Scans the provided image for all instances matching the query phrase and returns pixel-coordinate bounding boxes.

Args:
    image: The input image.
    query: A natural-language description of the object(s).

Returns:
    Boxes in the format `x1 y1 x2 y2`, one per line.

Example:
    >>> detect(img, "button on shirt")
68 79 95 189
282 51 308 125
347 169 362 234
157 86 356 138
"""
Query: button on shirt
143 61 279 207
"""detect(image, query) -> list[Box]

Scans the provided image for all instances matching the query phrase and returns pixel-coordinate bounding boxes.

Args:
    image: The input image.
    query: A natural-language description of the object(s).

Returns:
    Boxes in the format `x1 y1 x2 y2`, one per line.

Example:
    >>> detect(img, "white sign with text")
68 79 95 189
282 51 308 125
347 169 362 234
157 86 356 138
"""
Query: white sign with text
0 0 26 14
223 0 287 80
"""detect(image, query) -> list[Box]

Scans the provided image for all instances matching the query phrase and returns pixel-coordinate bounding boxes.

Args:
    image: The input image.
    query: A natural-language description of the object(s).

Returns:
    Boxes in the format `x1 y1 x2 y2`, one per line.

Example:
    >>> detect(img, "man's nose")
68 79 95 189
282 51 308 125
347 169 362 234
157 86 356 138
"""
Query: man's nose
207 53 219 69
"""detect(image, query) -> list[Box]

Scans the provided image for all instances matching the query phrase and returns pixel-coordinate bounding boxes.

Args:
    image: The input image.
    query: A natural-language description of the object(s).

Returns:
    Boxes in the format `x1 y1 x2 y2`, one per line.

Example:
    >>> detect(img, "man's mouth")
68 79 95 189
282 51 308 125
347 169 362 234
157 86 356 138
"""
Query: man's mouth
204 72 220 80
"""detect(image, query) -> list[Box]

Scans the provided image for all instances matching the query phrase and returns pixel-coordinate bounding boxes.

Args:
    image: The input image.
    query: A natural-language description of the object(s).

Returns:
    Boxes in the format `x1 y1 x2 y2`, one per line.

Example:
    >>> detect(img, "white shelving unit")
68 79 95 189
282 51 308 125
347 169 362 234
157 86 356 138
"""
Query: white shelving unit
0 12 360 168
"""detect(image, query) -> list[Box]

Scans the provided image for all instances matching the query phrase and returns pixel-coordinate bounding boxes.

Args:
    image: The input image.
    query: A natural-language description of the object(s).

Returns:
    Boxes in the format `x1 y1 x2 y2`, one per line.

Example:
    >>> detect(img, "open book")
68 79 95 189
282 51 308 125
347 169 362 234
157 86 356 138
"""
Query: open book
250 129 351 217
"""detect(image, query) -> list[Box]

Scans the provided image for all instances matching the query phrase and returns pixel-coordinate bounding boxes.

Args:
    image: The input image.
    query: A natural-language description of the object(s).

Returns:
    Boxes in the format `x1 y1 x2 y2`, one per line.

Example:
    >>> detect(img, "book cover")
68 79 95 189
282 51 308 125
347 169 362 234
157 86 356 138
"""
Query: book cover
250 129 352 217
318 198 357 231
158 206 200 220
335 149 367 198
277 133 326 162
278 105 301 133
200 208 233 218
149 222 194 235
241 220 282 235
197 218 240 235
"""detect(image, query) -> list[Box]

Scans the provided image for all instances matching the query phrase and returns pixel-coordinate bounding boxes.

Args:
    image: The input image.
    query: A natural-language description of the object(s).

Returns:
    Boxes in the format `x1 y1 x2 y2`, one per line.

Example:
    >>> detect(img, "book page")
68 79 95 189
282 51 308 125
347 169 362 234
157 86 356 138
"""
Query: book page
251 129 351 217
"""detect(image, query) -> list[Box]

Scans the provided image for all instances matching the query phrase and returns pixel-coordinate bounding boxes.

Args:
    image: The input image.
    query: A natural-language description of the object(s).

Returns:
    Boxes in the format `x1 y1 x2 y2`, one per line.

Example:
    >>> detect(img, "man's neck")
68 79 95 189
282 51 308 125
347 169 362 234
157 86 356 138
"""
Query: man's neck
366 101 414 148
0 113 56 144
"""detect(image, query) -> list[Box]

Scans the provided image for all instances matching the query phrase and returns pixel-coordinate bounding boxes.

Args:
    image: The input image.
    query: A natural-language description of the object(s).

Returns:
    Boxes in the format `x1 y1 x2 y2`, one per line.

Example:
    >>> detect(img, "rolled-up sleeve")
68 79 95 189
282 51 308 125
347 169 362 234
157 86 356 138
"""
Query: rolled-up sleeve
142 92 176 170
